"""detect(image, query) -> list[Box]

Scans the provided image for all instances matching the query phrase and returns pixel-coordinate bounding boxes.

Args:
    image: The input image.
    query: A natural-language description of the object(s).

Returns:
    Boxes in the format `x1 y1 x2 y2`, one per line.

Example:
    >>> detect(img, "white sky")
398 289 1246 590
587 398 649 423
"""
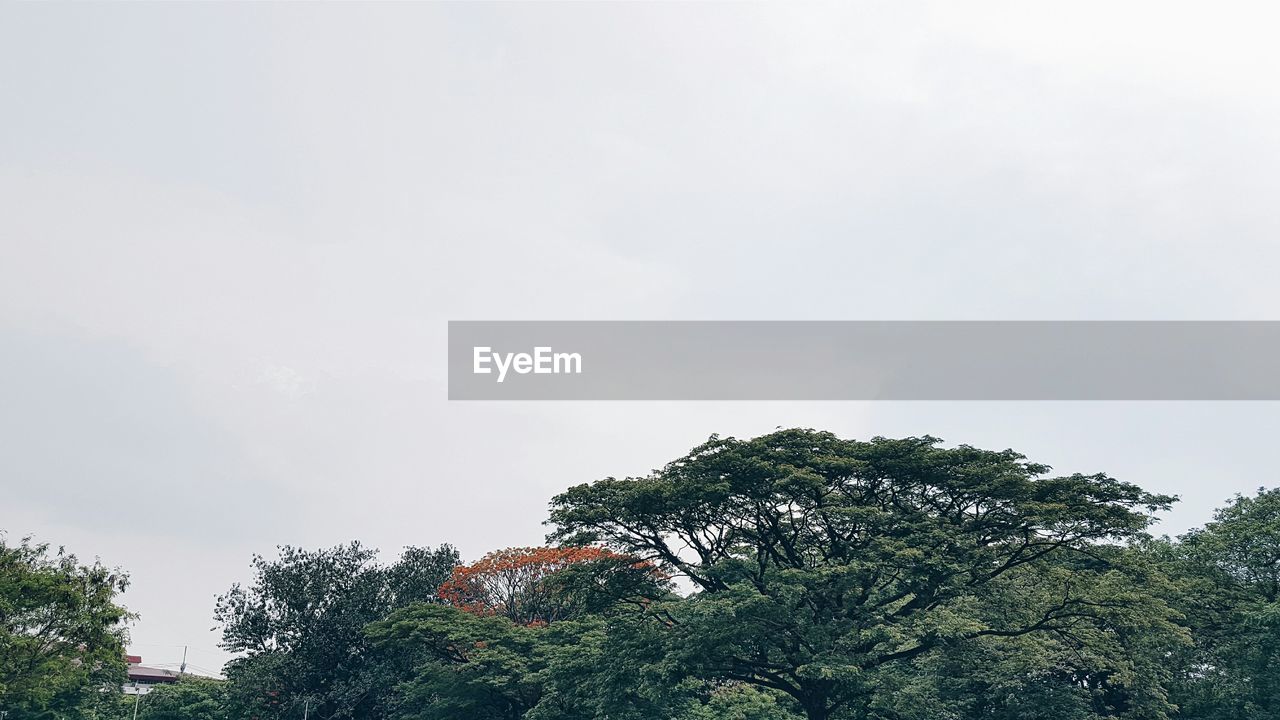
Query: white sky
3 2 1280 672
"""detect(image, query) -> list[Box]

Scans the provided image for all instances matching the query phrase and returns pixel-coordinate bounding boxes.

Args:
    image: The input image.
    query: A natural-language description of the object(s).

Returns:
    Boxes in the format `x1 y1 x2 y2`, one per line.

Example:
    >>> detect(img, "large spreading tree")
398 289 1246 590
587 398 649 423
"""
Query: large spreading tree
547 429 1183 720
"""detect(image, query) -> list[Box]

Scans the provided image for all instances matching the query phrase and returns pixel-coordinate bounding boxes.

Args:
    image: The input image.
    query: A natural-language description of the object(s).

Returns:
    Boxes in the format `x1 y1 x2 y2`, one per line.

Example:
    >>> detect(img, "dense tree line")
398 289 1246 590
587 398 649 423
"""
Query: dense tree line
3 430 1279 719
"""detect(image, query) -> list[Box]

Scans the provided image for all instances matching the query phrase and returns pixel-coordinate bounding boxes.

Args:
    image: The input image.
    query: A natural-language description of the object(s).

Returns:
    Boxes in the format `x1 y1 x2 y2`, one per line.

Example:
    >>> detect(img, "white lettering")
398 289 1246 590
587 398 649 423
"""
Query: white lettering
493 350 514 383
554 351 581 374
473 347 582 383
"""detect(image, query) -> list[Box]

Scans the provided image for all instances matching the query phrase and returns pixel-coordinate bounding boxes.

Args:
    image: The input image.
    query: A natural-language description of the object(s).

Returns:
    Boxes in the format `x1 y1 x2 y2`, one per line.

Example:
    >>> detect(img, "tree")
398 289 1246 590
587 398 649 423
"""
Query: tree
369 602 803 720
387 545 465 608
0 535 131 719
525 607 803 720
215 542 459 720
1165 487 1280 720
898 543 1187 720
1186 487 1280 602
368 604 547 720
547 430 1181 720
437 546 653 626
136 676 229 720
371 545 675 720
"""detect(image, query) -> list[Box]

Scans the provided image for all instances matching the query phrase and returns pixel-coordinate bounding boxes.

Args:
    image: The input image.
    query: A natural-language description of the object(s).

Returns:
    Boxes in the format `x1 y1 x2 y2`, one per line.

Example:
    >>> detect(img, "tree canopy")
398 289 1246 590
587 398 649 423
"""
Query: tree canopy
547 430 1181 719
6 429 1279 720
0 536 130 719
1164 488 1280 719
214 541 459 720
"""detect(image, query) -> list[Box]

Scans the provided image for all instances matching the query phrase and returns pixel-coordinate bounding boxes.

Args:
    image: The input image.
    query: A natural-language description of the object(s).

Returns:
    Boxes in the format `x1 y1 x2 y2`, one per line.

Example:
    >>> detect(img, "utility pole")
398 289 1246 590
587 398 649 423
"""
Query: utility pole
303 699 310 720
131 687 142 720
179 646 188 675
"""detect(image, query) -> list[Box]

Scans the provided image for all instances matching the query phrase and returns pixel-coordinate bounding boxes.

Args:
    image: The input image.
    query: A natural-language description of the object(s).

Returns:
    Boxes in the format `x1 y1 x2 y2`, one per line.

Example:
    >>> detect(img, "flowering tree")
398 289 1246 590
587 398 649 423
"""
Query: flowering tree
438 546 636 626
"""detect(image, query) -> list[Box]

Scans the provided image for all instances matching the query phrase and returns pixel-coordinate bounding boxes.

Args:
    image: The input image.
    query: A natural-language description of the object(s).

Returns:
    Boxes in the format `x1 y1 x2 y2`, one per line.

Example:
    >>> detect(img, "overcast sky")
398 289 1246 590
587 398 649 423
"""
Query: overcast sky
3 2 1280 674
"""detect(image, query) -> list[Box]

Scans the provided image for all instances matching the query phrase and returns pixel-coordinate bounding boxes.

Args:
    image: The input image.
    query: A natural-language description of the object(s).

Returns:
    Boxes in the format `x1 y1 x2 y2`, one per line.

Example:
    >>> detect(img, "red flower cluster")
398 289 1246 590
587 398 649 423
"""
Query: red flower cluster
438 546 625 626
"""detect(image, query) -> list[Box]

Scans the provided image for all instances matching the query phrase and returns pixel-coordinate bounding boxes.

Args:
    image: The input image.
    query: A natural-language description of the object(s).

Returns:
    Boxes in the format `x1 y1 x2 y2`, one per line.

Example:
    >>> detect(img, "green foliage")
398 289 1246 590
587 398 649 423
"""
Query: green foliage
369 603 804 720
547 430 1180 719
369 604 546 720
0 535 131 719
1164 488 1280 720
57 683 136 720
15 430 1280 720
214 541 459 720
886 545 1188 720
526 609 717 720
135 677 229 720
682 684 803 720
